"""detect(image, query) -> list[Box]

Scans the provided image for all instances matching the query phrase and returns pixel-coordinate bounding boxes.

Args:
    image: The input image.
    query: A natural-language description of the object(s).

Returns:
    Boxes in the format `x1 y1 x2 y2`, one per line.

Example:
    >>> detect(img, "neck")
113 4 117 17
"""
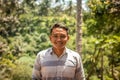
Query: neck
52 47 65 57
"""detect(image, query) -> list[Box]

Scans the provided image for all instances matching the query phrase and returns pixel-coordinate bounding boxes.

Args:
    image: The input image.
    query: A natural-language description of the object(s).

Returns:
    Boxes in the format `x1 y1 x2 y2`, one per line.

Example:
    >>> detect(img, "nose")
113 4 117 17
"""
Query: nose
56 37 61 41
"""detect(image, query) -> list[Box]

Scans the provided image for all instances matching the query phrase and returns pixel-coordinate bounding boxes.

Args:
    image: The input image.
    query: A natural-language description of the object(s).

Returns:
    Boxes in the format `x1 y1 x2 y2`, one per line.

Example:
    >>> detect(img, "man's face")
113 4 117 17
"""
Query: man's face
50 27 69 49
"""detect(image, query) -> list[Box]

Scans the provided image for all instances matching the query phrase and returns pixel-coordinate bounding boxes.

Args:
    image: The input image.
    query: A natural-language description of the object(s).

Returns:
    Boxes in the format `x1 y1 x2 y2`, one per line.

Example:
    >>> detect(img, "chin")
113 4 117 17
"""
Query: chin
54 46 65 49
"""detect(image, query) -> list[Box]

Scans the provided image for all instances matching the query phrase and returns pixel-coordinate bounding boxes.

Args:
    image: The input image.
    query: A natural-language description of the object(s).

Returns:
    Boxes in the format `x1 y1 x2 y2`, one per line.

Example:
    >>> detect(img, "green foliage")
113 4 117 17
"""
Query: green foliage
89 75 100 80
11 56 34 80
12 65 32 80
0 58 16 80
1 0 120 80
84 0 120 79
87 0 120 35
0 1 76 79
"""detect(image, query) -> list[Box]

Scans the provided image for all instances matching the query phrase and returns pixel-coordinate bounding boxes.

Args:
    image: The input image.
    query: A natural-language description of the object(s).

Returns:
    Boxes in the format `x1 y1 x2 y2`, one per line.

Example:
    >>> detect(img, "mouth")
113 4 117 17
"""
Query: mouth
55 42 63 45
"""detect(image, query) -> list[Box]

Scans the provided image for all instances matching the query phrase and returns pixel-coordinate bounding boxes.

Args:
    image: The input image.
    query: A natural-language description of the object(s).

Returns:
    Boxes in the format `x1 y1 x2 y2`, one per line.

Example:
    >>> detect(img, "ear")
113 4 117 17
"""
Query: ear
67 35 70 40
49 35 52 41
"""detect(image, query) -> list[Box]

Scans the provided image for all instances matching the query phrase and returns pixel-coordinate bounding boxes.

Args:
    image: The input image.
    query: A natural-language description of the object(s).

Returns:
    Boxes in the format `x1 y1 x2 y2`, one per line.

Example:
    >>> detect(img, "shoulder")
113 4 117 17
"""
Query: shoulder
66 48 80 56
66 48 81 58
66 48 83 64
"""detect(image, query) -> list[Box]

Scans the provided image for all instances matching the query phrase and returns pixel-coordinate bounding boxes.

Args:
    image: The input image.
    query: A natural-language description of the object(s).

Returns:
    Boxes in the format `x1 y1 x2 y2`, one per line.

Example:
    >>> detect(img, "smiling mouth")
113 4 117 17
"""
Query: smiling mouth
55 42 63 45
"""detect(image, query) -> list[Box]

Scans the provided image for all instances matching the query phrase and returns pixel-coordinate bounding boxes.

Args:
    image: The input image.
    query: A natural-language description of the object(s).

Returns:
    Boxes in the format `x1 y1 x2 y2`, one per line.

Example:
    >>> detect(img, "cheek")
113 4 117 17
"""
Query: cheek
62 40 69 44
50 38 56 44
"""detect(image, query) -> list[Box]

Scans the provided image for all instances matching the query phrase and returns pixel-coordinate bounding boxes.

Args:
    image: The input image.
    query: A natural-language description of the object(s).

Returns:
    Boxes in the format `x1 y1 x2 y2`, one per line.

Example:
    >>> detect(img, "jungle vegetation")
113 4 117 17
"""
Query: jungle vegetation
0 0 120 80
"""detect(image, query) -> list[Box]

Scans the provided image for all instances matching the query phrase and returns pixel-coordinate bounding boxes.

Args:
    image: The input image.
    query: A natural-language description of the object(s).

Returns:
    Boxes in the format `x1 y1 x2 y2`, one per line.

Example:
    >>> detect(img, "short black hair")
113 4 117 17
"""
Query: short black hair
50 23 69 35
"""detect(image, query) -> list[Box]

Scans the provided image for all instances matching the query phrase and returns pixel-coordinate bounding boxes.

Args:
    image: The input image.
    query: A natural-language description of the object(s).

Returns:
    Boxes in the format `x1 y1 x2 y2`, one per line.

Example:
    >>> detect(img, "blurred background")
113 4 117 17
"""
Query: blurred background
0 0 120 80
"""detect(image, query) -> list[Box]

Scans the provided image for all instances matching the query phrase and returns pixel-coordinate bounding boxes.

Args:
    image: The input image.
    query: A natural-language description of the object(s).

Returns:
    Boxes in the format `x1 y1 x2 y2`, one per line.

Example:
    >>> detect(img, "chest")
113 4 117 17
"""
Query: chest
40 54 77 78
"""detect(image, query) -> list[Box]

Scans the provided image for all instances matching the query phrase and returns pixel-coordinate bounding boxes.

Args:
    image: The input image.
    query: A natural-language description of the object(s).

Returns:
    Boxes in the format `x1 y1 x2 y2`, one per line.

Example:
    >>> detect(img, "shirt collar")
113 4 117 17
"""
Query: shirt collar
50 47 68 55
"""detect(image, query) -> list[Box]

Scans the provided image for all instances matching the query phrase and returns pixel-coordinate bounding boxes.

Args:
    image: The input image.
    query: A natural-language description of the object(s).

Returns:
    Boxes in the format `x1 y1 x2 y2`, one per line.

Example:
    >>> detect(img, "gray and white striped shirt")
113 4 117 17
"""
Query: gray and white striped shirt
32 47 85 80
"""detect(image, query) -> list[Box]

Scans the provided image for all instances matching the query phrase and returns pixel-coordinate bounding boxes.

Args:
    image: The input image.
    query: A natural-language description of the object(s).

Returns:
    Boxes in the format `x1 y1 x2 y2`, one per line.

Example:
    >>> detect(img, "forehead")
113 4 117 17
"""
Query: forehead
52 28 67 34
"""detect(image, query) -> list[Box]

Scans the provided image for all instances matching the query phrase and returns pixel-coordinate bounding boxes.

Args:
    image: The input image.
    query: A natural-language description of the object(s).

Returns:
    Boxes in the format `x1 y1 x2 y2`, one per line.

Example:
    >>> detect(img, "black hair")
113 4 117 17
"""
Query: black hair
50 23 69 35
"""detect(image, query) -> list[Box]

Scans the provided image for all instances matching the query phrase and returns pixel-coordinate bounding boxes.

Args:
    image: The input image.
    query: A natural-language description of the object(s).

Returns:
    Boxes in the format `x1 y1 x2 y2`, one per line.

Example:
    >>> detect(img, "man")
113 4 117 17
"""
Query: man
32 23 85 80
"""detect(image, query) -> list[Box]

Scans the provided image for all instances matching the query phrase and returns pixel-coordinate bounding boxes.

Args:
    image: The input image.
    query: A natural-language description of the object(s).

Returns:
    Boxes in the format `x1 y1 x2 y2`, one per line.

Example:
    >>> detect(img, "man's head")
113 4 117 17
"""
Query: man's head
50 23 69 49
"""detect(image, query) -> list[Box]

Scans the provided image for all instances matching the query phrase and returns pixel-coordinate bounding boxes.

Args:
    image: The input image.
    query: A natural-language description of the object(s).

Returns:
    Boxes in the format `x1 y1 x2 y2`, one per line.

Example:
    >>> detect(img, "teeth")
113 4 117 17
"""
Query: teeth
57 43 62 44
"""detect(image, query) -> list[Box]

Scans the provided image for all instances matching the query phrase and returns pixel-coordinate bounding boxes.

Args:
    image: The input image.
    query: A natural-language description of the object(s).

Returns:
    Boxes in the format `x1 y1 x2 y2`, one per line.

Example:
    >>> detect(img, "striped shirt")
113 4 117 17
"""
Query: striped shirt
32 47 85 80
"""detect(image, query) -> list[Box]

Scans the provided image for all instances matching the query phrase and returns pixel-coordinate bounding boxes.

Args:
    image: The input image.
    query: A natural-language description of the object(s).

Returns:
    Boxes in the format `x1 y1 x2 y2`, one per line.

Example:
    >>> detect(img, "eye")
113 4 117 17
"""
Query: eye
52 35 58 38
51 35 67 39
60 35 66 39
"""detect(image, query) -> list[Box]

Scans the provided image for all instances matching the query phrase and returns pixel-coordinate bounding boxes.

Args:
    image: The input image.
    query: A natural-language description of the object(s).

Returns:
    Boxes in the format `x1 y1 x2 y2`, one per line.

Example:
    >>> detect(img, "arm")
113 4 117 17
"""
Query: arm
75 55 86 80
32 54 42 80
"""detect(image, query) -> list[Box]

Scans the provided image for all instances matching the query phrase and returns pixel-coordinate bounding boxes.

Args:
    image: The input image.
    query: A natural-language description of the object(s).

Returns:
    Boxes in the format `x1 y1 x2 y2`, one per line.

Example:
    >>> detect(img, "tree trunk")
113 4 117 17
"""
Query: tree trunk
76 0 82 54
101 52 103 80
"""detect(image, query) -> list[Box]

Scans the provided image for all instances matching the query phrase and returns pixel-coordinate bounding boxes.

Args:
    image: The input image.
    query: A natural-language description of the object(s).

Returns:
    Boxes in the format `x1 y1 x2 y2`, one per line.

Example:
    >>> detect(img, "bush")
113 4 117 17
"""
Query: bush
12 64 32 80
11 56 34 80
